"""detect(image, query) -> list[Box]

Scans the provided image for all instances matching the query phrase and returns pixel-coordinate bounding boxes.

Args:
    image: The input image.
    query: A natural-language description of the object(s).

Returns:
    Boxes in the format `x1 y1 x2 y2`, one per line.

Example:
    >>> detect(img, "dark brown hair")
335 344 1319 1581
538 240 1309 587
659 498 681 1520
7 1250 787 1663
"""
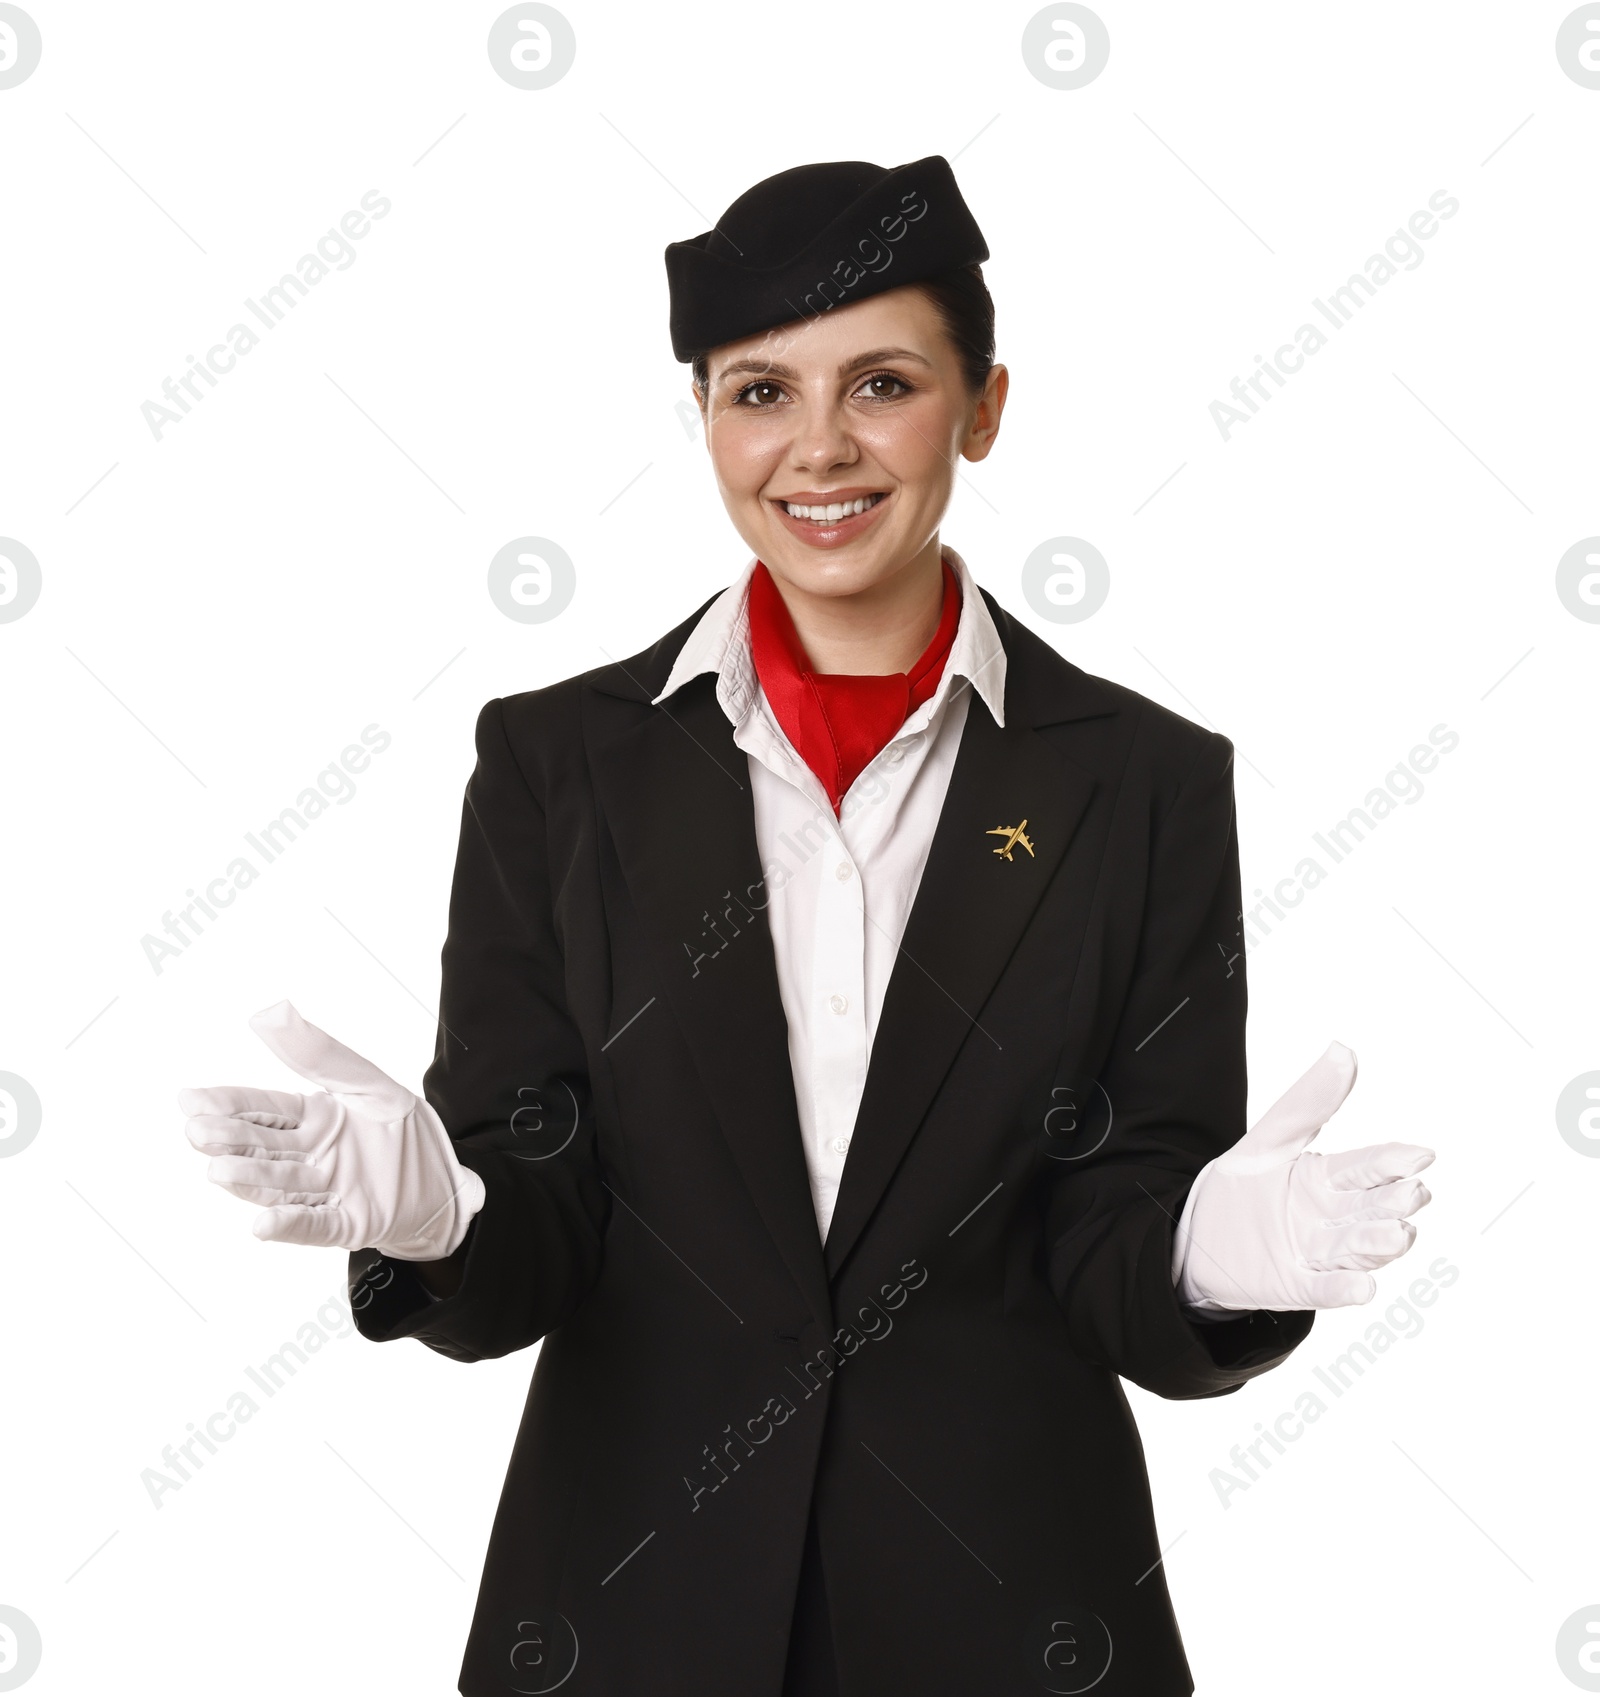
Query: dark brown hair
692 263 995 403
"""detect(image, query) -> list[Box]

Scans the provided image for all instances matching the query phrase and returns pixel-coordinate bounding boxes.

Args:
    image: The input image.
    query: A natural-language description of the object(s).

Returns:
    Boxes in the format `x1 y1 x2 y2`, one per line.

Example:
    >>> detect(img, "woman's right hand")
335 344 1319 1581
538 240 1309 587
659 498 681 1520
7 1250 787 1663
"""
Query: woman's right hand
179 1000 485 1264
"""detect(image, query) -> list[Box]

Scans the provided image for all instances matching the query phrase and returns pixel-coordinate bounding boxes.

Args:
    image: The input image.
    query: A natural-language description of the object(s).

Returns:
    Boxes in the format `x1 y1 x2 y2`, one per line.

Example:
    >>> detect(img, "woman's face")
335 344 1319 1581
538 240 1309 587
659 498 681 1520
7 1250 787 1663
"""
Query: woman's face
696 286 1007 602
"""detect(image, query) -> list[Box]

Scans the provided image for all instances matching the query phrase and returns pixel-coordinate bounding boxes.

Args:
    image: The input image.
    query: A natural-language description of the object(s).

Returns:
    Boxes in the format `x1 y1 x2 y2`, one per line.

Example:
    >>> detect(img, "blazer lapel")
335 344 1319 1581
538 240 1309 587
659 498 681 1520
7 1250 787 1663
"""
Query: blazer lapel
584 652 833 1333
822 600 1120 1279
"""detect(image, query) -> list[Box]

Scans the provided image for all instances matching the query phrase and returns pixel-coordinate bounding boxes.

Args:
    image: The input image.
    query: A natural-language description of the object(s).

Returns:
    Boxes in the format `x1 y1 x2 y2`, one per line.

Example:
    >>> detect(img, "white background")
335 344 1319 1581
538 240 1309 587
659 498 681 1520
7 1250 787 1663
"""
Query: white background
2 2 1596 1692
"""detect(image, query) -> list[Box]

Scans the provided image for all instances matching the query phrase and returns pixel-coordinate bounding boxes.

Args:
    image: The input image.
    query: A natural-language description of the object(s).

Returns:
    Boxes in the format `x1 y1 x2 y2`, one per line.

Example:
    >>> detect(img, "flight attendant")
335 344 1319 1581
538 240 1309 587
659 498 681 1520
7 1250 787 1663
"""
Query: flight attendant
181 155 1435 1695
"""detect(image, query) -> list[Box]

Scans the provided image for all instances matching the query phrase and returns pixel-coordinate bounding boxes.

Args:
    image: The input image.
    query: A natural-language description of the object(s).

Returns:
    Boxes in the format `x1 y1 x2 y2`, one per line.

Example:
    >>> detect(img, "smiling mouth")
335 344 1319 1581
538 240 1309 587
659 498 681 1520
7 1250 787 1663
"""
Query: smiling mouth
777 492 887 523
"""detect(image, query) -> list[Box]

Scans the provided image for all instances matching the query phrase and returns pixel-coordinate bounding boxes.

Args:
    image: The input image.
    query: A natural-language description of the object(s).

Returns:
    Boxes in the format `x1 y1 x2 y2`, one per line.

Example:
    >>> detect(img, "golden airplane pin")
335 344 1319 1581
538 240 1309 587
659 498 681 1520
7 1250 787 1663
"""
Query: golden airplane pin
987 820 1035 861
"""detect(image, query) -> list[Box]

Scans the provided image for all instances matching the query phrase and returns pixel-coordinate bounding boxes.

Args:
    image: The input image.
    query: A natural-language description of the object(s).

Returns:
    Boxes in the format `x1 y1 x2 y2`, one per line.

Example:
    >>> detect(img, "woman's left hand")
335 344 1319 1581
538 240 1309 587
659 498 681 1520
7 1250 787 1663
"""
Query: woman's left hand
1171 1041 1435 1313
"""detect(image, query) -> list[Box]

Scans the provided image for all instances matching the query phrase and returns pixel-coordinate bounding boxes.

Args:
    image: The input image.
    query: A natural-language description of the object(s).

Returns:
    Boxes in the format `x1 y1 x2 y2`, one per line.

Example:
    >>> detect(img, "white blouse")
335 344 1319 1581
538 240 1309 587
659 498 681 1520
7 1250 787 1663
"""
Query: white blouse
653 545 1007 1240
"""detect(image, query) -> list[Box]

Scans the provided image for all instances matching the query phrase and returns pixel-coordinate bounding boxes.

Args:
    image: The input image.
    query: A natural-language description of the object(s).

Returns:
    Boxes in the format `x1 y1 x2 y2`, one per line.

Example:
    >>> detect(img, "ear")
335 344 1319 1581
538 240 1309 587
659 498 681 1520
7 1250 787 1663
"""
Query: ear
960 363 1009 464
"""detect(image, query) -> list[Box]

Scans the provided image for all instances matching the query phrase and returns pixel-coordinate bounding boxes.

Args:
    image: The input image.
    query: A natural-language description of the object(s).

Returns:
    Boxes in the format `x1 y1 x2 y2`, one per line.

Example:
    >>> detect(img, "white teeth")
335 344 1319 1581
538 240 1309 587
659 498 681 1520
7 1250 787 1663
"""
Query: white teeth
782 494 883 521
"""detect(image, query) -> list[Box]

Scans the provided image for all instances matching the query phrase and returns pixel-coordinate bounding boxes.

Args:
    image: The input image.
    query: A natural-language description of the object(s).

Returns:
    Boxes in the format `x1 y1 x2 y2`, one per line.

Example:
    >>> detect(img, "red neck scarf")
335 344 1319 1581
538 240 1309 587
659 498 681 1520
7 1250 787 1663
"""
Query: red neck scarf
746 558 962 816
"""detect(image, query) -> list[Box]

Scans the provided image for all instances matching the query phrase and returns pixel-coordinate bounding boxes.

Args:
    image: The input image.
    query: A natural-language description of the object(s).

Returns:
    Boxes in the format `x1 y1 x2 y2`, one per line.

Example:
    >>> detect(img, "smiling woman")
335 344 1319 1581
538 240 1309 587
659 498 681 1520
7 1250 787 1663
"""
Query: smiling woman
688 282 1008 677
182 150 1435 1697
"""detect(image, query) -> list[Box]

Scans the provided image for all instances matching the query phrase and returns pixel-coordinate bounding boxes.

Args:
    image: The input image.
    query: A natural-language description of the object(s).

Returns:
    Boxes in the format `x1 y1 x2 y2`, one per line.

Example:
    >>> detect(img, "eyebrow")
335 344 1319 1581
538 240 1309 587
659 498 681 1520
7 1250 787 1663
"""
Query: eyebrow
712 346 934 385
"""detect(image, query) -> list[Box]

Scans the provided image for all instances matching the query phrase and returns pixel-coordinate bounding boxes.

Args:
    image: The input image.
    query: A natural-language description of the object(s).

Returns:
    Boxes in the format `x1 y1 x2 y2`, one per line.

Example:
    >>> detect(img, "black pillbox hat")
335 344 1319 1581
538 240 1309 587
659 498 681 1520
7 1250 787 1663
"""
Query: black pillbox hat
664 154 988 364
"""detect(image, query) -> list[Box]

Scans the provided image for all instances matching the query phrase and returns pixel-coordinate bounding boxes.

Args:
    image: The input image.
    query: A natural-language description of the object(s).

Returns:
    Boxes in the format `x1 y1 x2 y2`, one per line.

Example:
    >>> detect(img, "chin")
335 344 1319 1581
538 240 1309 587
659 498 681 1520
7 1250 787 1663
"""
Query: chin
763 541 901 599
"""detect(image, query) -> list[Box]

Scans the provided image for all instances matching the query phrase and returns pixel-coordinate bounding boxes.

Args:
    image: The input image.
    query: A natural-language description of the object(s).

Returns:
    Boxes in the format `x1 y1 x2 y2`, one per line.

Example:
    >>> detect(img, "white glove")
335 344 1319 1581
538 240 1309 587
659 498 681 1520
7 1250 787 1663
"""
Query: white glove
180 1000 485 1262
1171 1041 1433 1312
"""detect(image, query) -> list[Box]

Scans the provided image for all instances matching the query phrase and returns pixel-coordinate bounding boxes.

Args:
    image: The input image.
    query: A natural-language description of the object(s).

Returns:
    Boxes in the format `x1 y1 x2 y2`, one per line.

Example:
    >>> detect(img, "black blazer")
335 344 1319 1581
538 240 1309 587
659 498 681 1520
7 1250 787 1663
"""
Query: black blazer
350 586 1315 1696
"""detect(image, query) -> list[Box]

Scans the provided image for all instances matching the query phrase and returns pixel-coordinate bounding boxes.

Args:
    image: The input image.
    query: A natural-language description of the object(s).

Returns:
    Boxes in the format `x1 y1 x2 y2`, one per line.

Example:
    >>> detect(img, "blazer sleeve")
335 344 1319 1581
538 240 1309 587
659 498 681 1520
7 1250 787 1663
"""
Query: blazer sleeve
1043 727 1315 1400
348 695 609 1362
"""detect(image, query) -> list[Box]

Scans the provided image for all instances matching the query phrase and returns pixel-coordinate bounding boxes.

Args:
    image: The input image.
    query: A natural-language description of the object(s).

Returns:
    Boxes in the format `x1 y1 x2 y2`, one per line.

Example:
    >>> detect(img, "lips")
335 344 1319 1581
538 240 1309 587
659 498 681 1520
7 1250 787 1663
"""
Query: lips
769 488 892 549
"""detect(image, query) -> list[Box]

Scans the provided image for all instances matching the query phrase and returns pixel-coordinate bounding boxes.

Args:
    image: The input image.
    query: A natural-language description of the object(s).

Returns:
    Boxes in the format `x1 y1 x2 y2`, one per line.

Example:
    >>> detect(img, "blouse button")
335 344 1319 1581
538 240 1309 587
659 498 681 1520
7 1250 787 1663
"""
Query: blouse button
829 993 848 1015
834 861 853 881
831 1136 851 1155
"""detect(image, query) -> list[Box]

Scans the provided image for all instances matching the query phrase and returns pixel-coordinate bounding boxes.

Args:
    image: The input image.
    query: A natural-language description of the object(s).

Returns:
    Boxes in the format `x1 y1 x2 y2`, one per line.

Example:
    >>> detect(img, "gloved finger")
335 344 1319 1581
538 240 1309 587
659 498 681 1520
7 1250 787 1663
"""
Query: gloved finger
1303 1216 1416 1269
183 1100 340 1159
1317 1177 1432 1222
1239 1041 1358 1163
185 1114 299 1157
206 1155 331 1203
1320 1142 1435 1190
251 1202 359 1248
212 1181 331 1208
249 1001 414 1116
177 1084 307 1124
1303 1269 1377 1307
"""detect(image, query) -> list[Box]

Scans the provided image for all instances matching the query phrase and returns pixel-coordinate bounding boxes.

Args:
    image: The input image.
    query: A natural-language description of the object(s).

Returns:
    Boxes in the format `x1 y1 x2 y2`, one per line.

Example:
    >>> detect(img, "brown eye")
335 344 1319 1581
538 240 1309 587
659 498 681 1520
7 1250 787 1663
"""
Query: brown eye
858 372 910 400
735 381 784 407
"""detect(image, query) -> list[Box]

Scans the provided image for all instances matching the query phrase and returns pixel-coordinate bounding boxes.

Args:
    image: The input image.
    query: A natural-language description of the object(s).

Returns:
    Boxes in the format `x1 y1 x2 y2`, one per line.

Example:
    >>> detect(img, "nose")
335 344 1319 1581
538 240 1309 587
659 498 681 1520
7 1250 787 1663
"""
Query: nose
788 393 858 477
